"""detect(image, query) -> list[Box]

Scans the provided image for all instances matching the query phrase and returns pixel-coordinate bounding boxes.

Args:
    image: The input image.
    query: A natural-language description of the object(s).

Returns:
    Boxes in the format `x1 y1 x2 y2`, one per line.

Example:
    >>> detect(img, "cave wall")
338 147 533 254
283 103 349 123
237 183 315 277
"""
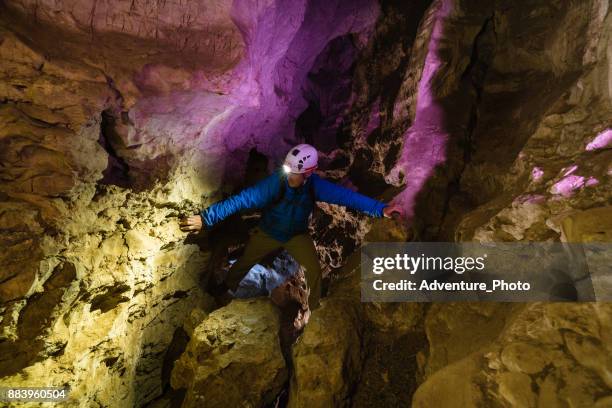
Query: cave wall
365 0 612 406
0 0 381 405
0 0 611 407
285 0 612 405
447 0 612 244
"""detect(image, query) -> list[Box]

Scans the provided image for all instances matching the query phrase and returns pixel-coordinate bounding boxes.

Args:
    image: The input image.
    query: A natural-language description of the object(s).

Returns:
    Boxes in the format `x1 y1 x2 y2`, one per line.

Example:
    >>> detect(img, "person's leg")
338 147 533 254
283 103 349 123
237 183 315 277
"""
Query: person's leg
284 233 321 309
225 227 283 292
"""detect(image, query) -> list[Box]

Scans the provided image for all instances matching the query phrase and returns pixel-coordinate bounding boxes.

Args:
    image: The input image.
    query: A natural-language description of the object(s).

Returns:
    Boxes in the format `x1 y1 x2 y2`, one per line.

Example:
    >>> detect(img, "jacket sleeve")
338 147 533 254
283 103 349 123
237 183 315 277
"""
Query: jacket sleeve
313 176 388 217
200 171 281 228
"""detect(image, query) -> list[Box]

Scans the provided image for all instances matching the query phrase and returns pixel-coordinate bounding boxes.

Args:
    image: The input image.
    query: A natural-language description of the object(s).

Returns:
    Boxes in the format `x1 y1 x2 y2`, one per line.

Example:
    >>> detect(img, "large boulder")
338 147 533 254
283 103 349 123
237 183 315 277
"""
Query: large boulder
288 295 363 408
287 251 364 408
171 298 288 407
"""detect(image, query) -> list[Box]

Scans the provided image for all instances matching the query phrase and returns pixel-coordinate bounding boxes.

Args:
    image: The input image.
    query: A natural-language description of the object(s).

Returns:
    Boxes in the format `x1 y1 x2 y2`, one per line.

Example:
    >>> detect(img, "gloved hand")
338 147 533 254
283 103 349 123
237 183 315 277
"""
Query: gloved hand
179 214 203 232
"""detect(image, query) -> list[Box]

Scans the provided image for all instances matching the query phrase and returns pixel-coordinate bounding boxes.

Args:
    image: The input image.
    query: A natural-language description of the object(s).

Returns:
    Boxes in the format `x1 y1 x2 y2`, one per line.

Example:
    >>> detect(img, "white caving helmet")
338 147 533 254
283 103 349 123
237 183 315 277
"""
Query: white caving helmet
283 144 318 174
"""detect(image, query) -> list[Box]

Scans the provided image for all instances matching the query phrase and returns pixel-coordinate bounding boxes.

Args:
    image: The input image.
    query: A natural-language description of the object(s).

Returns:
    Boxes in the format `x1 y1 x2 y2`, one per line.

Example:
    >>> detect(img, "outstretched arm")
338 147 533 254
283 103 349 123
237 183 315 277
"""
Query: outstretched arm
314 177 388 217
200 171 281 229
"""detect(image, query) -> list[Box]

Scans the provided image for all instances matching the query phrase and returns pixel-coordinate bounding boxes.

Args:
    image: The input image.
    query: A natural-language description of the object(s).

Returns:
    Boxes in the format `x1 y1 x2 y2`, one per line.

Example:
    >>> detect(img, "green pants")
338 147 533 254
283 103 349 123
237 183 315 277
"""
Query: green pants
225 226 321 309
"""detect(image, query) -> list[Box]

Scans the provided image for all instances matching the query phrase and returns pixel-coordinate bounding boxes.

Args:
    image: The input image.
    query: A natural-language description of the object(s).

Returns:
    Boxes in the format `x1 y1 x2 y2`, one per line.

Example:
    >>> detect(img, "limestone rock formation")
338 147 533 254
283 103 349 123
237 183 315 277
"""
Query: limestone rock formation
0 0 611 406
0 0 381 405
289 248 425 407
0 181 215 406
414 303 612 408
288 273 364 407
171 298 287 408
286 0 612 406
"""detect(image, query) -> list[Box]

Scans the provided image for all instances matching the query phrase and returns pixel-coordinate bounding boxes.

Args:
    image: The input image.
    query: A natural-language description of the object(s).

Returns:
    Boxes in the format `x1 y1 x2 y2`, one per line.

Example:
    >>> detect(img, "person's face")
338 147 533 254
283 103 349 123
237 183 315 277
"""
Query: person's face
287 168 315 187
287 172 306 187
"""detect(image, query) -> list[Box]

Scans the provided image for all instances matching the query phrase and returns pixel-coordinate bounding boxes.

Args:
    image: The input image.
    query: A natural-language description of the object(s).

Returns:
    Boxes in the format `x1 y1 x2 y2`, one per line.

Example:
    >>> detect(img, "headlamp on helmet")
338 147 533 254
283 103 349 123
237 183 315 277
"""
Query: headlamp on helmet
283 144 318 174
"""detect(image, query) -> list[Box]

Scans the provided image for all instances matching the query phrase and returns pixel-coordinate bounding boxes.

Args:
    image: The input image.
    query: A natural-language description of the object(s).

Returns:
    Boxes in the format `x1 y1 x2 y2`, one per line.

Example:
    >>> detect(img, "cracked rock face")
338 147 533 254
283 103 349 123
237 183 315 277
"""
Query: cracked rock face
413 303 612 408
1 0 611 407
171 299 287 407
379 0 611 406
0 0 381 405
293 0 611 405
0 182 215 406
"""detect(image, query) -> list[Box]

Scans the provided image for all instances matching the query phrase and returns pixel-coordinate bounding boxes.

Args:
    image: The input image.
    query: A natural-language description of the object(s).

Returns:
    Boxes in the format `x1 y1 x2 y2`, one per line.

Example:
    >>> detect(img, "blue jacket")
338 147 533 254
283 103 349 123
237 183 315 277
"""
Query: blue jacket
200 168 388 242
